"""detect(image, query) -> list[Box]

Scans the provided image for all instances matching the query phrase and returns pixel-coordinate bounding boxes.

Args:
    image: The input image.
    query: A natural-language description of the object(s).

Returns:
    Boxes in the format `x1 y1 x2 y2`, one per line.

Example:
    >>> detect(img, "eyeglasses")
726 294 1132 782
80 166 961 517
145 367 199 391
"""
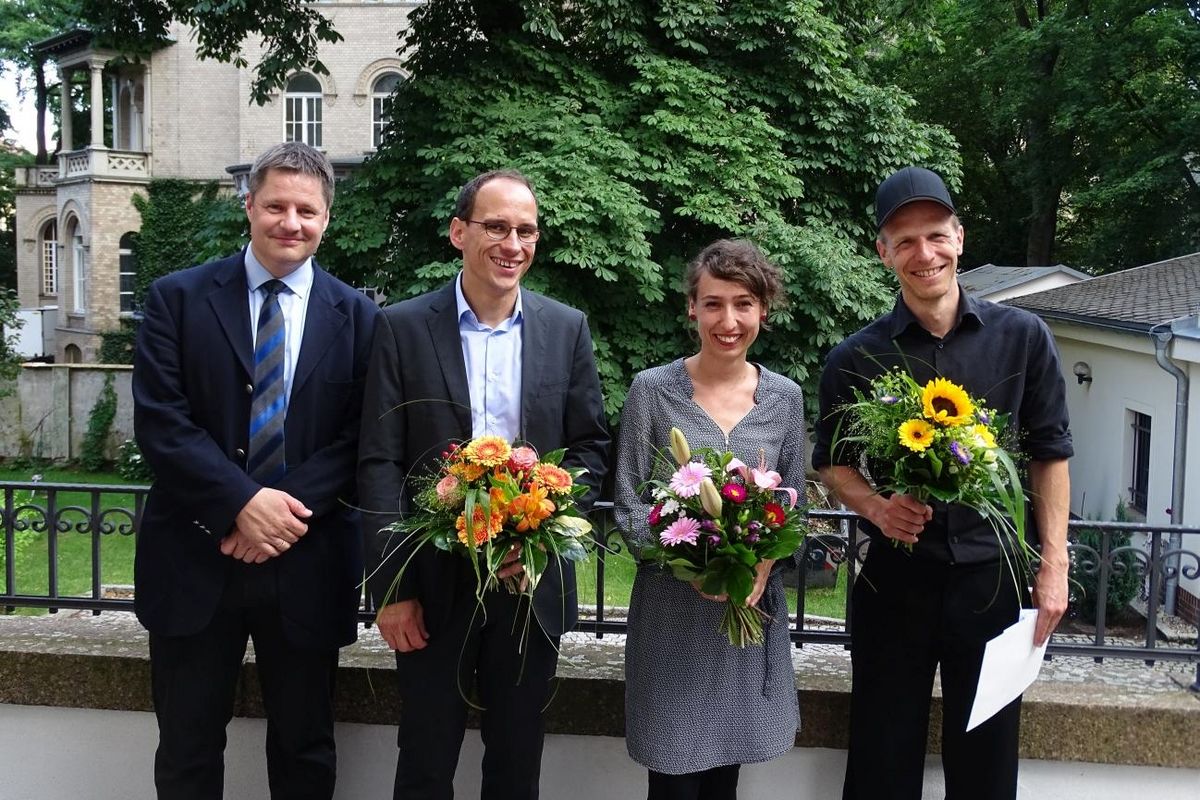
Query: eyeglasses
465 219 541 244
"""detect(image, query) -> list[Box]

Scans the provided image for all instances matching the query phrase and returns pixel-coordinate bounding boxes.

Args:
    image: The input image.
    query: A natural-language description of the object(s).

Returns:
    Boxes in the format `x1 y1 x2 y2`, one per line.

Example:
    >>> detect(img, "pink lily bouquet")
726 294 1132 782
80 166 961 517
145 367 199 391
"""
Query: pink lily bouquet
639 428 807 647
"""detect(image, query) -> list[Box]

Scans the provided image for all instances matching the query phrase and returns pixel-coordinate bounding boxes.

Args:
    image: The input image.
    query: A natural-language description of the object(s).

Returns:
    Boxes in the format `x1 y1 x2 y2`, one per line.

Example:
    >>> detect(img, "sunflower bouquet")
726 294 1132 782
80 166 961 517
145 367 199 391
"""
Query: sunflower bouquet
638 428 807 647
381 435 593 605
838 369 1028 554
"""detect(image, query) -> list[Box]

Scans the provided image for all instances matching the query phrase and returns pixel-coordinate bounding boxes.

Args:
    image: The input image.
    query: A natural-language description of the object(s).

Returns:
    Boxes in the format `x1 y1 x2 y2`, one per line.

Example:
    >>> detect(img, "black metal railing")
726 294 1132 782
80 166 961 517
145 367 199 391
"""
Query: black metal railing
3 482 1198 689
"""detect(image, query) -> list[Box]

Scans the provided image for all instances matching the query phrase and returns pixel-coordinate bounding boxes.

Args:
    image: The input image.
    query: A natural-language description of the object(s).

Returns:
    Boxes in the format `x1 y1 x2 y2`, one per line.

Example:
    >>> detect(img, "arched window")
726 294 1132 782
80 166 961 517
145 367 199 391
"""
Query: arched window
64 344 82 364
372 72 402 149
40 220 58 295
285 72 323 147
119 232 137 313
67 219 86 314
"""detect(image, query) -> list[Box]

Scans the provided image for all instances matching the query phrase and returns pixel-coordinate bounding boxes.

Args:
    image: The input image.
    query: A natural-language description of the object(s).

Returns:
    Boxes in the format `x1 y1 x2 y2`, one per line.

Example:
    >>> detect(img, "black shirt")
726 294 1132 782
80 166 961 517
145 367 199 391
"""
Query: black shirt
812 288 1074 564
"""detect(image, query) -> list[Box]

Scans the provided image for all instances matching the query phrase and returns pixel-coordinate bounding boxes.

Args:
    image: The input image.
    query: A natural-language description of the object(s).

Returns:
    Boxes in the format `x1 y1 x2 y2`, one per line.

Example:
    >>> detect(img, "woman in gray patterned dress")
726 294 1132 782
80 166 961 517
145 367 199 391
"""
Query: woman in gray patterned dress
615 240 806 799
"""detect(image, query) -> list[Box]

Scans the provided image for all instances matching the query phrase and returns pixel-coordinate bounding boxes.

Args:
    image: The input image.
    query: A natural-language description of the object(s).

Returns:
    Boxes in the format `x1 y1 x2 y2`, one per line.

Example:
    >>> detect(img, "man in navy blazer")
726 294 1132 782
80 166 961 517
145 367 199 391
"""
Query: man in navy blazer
358 169 610 799
133 142 379 800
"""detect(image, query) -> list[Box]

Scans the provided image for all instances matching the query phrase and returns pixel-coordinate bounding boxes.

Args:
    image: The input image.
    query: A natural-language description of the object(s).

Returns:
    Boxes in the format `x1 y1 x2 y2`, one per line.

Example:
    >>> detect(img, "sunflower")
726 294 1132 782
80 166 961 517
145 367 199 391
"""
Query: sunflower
921 378 974 426
460 435 512 467
898 419 935 452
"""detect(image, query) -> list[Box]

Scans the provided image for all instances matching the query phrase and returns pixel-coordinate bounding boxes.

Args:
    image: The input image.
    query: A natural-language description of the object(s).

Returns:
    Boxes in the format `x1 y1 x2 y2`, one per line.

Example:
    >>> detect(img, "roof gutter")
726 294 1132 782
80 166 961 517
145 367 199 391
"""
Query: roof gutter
1150 322 1188 616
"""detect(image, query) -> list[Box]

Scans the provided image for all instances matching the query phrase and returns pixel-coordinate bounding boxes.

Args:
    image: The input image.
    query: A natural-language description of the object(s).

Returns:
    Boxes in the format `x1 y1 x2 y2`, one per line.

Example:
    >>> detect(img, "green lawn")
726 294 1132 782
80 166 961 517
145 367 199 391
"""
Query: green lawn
577 540 849 621
1 467 144 614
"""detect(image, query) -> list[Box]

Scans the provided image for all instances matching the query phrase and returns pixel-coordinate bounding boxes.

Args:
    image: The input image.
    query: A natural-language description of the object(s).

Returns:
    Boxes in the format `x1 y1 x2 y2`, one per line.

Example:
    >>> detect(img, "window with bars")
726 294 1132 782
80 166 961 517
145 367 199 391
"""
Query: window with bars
285 73 323 147
1129 411 1151 514
41 221 58 295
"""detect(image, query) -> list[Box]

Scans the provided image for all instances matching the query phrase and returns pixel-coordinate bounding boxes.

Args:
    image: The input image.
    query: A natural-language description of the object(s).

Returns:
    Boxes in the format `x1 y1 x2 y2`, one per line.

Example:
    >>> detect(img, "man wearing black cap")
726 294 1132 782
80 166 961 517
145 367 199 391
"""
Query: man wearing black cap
812 166 1072 799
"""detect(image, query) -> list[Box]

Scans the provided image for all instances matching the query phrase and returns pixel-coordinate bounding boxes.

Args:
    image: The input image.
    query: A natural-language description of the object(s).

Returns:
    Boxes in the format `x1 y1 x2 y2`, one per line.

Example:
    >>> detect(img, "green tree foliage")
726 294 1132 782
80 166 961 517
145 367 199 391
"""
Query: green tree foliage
0 0 83 163
0 144 35 290
328 0 955 416
0 288 24 398
131 180 228 304
79 0 342 106
884 0 1200 272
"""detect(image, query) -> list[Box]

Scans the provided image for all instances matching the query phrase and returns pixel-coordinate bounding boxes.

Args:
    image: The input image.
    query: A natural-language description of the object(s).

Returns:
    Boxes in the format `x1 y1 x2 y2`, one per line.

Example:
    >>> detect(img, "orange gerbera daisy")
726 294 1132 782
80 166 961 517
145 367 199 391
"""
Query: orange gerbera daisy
461 435 512 467
455 504 505 547
532 463 574 495
449 461 487 482
509 485 556 532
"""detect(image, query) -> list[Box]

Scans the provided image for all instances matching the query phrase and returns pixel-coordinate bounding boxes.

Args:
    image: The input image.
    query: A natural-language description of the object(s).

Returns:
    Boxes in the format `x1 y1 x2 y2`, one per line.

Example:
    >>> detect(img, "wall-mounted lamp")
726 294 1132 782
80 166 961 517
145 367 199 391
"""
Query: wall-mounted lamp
1072 361 1093 385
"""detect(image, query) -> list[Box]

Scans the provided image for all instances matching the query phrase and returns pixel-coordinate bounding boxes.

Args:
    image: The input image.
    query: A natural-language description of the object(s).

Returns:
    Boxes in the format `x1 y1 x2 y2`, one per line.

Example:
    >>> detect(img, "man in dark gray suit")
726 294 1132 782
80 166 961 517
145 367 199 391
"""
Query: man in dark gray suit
358 169 610 800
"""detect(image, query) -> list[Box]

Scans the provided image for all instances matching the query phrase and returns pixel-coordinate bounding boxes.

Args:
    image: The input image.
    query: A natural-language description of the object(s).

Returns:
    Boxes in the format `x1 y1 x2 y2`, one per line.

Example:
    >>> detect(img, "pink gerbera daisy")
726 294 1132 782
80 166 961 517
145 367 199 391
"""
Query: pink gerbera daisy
669 462 712 498
660 516 701 546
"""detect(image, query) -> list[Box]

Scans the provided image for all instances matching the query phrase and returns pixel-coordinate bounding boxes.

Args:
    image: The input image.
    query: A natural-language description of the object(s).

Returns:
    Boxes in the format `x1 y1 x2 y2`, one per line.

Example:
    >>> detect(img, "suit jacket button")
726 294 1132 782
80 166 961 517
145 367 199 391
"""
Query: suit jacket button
235 448 246 459
245 383 254 394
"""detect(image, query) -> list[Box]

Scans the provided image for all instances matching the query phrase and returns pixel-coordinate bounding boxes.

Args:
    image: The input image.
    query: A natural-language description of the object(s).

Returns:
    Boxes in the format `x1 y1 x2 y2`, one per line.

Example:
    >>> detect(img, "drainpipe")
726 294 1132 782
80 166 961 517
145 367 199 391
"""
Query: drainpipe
1150 324 1186 616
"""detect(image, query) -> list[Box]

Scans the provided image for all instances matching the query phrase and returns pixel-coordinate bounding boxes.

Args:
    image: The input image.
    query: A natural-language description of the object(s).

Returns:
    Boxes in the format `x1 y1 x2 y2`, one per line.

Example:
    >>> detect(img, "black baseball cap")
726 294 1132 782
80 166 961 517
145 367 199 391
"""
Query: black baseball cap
874 166 955 230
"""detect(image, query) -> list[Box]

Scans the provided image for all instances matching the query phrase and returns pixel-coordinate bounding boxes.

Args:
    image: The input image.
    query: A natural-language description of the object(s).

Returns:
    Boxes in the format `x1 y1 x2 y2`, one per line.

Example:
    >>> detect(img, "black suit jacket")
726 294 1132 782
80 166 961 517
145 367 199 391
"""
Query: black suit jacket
357 281 610 637
132 251 380 649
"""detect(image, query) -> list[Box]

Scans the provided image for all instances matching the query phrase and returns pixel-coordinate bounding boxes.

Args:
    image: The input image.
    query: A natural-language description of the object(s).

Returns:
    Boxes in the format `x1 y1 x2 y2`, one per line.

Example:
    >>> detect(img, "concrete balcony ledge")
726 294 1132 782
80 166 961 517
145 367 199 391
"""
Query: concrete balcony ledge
56 147 151 184
1 610 1197 771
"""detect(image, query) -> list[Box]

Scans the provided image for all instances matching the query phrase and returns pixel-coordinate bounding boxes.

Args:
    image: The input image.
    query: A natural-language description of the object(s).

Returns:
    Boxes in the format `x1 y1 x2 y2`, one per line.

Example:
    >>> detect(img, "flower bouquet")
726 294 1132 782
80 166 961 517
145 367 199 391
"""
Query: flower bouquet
638 428 807 647
381 435 593 606
837 370 1029 556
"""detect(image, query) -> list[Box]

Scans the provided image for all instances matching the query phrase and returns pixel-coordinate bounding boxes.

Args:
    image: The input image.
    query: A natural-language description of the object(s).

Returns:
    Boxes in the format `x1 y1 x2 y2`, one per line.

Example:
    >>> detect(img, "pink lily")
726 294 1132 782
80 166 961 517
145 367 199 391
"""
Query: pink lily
751 467 799 509
725 457 750 481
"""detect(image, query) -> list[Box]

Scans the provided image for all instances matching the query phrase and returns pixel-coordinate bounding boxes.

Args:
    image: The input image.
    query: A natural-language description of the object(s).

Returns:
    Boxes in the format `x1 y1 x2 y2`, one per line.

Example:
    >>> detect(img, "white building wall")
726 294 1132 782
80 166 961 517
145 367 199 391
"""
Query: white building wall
1047 321 1200 602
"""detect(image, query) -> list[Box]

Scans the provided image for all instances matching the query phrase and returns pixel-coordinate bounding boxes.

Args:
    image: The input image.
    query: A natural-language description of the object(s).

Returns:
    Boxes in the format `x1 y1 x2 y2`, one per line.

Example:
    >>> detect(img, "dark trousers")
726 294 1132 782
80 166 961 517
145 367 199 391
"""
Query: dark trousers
392 588 560 800
150 571 339 800
842 544 1025 800
647 765 741 800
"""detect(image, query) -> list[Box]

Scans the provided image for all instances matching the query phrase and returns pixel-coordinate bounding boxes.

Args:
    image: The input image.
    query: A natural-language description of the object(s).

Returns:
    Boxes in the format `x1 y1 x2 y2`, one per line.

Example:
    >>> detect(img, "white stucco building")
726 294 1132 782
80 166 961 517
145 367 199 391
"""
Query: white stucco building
11 2 419 362
1008 252 1200 623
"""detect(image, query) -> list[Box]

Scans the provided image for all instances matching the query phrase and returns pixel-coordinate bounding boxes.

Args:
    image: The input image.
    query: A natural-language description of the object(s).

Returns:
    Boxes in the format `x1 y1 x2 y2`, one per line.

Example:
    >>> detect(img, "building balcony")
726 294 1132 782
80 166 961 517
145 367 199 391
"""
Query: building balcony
12 165 61 190
56 147 151 183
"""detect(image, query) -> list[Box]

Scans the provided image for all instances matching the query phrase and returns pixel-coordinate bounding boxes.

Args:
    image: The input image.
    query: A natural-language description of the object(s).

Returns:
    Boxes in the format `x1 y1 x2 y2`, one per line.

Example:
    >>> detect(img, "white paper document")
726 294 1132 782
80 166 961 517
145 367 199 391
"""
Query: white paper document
966 608 1048 732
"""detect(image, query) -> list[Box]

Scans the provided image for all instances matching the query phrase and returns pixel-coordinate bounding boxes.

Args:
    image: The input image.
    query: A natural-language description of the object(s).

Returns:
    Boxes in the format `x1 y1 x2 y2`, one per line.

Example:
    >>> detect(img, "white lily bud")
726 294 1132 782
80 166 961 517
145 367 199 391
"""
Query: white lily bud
699 477 723 518
669 427 691 466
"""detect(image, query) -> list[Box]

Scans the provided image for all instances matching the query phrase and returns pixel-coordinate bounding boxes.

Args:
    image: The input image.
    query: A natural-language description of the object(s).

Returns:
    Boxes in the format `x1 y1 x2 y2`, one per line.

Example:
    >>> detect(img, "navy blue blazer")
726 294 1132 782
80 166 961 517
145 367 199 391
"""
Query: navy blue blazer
132 251 380 649
357 281 610 637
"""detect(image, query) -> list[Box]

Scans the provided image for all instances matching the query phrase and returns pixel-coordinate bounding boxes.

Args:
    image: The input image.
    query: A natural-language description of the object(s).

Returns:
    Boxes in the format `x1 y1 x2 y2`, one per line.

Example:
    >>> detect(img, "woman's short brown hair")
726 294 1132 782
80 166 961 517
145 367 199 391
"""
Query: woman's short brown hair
685 239 783 310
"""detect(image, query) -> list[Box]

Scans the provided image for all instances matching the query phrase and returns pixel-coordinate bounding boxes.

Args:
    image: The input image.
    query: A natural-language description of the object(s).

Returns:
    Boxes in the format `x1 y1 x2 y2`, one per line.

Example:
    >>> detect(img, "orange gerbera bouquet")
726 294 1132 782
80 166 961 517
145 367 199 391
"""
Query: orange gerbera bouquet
382 436 593 601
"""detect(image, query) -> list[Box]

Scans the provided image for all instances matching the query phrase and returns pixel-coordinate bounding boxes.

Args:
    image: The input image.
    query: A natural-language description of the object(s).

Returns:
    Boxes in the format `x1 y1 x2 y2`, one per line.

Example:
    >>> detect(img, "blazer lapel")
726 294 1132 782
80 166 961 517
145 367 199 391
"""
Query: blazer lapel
292 266 347 397
427 283 473 434
208 255 253 378
519 289 547 441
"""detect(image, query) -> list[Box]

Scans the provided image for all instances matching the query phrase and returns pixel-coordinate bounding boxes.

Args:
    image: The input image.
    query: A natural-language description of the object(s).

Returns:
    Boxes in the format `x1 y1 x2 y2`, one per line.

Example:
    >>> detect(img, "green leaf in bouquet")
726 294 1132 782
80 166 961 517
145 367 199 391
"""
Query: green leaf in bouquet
556 537 590 563
666 558 703 581
927 449 943 478
526 541 550 577
759 537 801 560
554 514 593 538
725 563 756 605
432 533 456 551
541 448 566 465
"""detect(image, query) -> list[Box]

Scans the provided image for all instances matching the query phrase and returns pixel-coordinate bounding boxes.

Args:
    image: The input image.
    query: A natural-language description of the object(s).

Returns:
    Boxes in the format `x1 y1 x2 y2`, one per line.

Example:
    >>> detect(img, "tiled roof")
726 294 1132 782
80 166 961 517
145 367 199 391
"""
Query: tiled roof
1006 252 1200 330
959 264 1089 295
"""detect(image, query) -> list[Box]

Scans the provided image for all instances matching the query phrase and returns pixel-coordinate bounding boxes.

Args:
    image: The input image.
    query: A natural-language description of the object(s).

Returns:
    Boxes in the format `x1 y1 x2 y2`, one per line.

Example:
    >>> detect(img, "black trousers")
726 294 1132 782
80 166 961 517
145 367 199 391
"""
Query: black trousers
842 544 1025 800
149 570 339 800
392 588 560 800
647 765 741 800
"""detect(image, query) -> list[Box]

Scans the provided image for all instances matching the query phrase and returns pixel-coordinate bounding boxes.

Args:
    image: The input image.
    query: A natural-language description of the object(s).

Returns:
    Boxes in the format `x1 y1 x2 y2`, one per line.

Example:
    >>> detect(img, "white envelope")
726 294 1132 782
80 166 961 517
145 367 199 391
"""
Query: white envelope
967 608 1048 732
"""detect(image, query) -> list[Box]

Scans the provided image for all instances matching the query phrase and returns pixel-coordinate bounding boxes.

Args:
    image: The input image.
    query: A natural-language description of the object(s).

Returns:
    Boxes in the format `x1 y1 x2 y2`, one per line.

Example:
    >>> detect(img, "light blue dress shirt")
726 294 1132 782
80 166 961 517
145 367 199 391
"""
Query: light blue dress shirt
245 246 313 405
455 272 523 441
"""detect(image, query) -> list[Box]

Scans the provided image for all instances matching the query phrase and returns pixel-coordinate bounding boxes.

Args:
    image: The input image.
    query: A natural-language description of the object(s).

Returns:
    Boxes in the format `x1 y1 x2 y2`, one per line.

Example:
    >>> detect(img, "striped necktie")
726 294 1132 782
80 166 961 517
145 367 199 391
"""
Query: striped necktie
247 279 288 483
